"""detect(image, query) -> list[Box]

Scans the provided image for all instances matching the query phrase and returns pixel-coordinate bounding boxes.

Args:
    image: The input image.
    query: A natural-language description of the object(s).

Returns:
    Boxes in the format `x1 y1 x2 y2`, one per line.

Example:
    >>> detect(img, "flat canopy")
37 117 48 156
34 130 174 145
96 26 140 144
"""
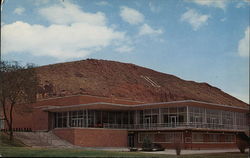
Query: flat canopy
42 102 132 112
41 100 249 113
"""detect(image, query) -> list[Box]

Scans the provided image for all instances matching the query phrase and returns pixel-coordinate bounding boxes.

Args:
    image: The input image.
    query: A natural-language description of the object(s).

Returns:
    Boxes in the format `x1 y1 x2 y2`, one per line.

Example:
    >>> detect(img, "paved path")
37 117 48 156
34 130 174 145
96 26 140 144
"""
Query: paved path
142 148 249 155
79 147 249 155
14 132 76 148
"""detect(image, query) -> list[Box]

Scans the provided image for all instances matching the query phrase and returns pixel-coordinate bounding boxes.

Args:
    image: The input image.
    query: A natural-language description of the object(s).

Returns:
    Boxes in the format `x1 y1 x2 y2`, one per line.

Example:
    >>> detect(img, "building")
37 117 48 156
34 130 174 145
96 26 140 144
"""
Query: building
4 95 249 149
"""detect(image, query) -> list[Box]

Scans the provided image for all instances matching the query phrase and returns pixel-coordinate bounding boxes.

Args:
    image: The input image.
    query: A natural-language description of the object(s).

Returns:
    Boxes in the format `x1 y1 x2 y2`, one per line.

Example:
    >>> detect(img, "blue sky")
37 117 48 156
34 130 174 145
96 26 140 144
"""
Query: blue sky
1 0 249 103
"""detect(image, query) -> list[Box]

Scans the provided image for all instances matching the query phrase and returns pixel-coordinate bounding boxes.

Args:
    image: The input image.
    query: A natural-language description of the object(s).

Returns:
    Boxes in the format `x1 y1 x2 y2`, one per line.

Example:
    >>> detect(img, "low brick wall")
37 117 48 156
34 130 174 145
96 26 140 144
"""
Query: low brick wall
53 128 128 147
52 128 75 144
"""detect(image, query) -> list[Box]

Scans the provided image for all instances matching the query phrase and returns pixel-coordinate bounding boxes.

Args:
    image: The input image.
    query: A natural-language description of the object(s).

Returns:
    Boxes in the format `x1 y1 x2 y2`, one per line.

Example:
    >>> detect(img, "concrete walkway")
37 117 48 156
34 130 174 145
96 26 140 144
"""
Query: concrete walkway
142 148 249 155
78 147 249 155
10 132 250 156
71 147 249 155
14 132 76 148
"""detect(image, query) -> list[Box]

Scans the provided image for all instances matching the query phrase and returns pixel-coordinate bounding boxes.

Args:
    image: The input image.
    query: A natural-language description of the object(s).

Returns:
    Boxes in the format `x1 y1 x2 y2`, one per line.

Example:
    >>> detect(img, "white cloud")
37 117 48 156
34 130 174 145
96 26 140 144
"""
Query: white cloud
120 6 144 25
181 9 210 31
1 2 130 60
236 0 250 8
187 0 227 9
238 26 249 57
220 18 226 22
149 2 160 13
39 1 106 26
13 7 25 15
115 46 134 53
139 24 163 36
95 1 110 6
33 0 50 6
1 21 126 59
236 2 245 8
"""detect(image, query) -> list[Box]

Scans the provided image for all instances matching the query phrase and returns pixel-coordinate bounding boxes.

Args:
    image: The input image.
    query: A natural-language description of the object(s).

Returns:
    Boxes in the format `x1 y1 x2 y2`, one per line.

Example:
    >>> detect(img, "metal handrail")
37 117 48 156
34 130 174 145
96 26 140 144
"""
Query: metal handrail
103 122 248 130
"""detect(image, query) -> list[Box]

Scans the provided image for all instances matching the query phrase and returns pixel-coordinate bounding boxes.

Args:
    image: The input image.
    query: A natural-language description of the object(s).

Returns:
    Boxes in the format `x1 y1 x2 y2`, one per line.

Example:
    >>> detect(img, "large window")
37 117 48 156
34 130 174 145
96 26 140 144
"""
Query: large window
189 107 205 127
161 107 187 126
224 134 235 143
54 110 134 128
206 109 220 129
206 134 220 143
52 106 247 130
192 133 235 143
54 110 91 128
138 132 183 143
222 111 233 129
235 112 246 129
165 132 183 143
138 133 154 142
192 133 204 143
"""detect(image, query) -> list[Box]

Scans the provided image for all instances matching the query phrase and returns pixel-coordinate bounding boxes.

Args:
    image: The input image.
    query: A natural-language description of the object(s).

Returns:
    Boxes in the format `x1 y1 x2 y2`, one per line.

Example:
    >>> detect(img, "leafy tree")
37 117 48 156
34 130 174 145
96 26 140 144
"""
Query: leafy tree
0 61 39 140
142 136 153 151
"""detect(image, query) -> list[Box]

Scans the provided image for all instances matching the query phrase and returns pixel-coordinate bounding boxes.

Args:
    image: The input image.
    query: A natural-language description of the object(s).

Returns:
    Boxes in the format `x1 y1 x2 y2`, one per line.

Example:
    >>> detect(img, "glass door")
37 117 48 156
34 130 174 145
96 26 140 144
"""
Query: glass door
128 134 135 148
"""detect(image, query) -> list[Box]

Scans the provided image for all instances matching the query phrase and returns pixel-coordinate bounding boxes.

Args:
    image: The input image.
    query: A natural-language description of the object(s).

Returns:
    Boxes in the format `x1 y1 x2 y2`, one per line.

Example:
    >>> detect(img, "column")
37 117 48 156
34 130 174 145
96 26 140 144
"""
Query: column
67 112 70 127
86 109 88 127
187 106 189 126
158 108 162 124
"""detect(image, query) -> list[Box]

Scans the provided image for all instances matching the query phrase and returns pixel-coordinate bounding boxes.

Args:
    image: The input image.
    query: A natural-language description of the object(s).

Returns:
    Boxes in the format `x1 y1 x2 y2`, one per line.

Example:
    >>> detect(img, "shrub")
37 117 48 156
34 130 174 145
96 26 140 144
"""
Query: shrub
142 136 153 151
153 143 165 151
237 140 248 153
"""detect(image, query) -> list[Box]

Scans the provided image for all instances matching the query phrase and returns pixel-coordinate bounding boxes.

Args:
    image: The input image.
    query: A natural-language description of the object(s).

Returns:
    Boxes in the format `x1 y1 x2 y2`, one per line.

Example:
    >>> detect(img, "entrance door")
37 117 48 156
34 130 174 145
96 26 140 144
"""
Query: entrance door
128 134 135 148
170 116 176 127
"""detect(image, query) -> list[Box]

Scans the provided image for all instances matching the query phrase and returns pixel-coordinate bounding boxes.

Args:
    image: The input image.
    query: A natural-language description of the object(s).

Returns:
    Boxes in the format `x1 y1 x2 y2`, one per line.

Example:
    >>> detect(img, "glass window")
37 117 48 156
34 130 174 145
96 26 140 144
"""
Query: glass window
224 134 234 142
169 107 177 113
206 134 220 142
178 107 186 113
165 132 182 143
192 133 204 142
139 133 154 142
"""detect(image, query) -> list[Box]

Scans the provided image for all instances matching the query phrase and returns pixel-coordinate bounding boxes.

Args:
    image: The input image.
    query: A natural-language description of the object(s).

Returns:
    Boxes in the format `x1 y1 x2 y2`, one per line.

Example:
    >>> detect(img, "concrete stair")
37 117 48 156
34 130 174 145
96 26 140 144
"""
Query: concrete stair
14 131 77 148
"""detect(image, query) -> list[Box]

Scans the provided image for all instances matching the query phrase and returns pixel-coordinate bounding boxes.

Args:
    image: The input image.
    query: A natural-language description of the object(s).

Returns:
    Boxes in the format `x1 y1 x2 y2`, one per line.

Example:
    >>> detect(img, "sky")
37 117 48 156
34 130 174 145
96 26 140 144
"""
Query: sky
1 0 249 103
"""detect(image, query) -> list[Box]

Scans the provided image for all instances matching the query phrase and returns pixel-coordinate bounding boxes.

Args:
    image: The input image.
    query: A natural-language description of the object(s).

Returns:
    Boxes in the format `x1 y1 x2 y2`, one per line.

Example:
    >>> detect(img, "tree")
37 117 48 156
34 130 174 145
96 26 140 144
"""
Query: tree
0 61 39 141
142 136 153 151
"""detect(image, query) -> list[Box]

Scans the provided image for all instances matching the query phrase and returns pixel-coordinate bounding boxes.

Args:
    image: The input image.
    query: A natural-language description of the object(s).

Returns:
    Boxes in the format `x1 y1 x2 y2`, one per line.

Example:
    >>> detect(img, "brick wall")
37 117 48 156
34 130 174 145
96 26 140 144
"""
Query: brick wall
53 128 128 147
53 128 75 144
11 107 33 130
32 108 49 131
135 131 238 149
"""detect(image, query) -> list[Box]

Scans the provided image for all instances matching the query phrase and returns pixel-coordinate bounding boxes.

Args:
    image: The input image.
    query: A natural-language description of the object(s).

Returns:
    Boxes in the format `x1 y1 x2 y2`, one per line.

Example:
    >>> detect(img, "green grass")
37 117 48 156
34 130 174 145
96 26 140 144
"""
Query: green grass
0 147 248 158
0 133 248 157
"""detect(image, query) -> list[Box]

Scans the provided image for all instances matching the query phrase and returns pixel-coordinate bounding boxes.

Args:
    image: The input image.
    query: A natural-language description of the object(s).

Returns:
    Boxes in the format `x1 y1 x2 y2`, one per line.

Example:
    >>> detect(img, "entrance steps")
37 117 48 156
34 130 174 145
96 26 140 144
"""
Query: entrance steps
14 131 77 148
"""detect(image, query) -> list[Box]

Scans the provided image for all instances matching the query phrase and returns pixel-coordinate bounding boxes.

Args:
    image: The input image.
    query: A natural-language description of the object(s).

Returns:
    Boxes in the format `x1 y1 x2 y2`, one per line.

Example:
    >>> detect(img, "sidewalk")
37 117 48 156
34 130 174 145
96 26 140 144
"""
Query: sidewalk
80 147 249 155
142 148 249 155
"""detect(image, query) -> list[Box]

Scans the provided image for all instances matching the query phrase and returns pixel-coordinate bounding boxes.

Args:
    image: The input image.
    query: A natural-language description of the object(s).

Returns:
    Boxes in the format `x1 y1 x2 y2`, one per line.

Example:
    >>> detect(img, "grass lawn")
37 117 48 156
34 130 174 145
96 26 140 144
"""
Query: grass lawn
0 147 248 158
0 133 248 157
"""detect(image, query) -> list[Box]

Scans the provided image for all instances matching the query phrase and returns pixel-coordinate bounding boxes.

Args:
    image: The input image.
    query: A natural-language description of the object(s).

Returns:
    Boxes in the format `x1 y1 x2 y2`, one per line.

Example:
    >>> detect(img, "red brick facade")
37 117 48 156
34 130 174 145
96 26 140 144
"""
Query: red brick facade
2 95 248 149
53 128 128 147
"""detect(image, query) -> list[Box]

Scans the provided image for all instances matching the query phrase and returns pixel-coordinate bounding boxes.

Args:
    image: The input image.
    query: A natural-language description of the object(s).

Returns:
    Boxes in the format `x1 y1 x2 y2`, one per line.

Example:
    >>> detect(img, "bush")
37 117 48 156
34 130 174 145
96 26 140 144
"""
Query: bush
237 140 248 153
129 148 138 152
153 143 165 151
142 136 153 151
